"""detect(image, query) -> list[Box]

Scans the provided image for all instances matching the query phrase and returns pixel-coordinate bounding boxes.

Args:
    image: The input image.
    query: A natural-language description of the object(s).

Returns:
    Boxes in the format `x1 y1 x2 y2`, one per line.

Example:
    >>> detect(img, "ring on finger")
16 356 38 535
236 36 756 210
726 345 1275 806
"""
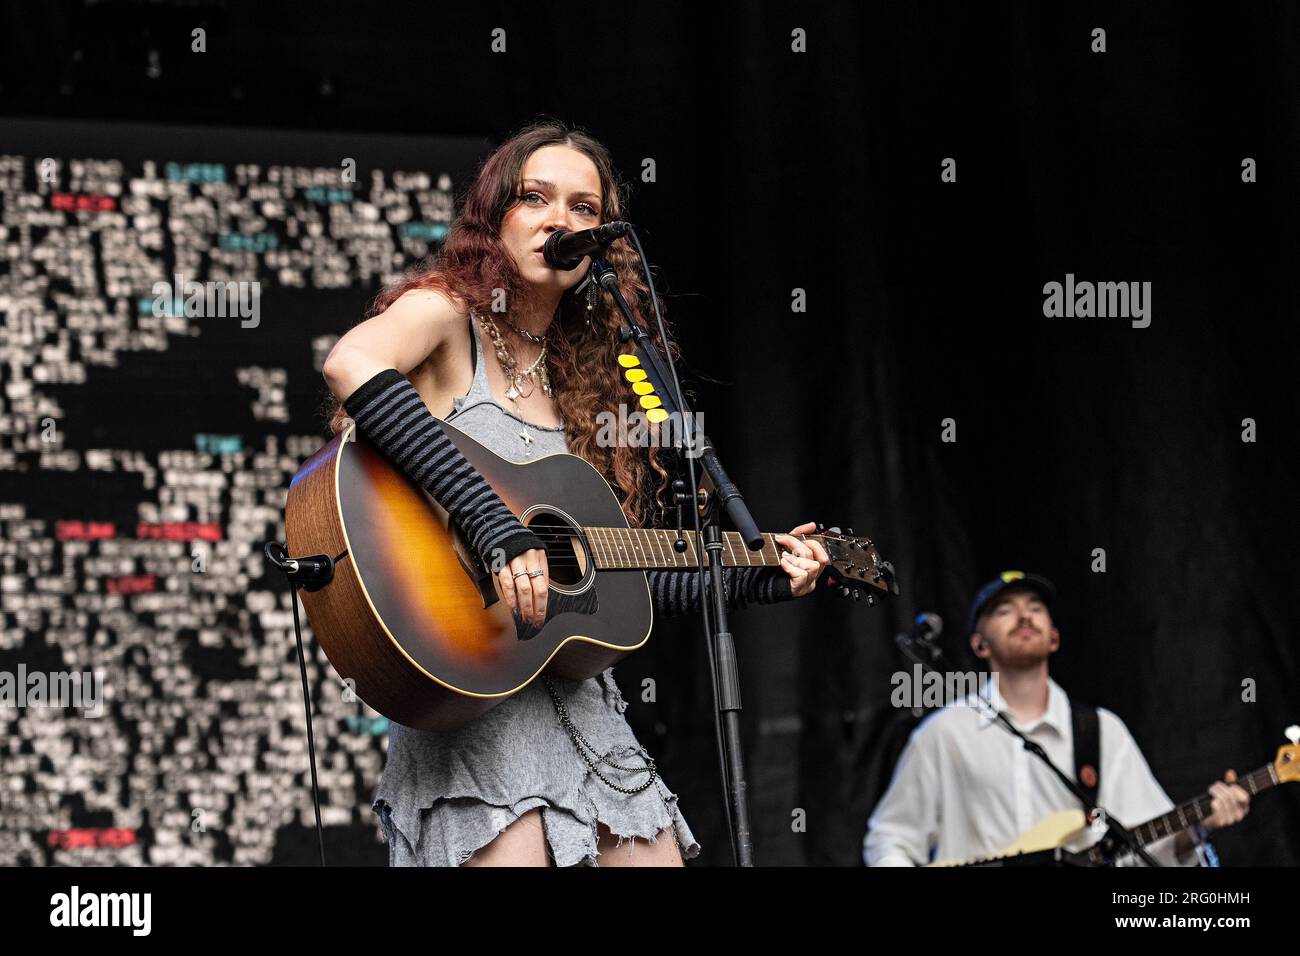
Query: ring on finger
528 568 544 578
512 570 531 579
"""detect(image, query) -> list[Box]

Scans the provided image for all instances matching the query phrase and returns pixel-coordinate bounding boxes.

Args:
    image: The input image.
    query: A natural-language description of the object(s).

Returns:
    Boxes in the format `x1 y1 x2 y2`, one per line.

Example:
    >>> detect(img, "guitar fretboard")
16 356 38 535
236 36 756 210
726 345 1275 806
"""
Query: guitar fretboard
1130 762 1278 846
582 527 794 570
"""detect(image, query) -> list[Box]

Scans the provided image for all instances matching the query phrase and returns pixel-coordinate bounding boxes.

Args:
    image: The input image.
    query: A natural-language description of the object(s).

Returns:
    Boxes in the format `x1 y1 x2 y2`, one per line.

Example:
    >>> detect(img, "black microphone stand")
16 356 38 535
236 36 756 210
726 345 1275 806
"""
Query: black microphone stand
895 622 1160 867
590 248 760 867
262 541 335 866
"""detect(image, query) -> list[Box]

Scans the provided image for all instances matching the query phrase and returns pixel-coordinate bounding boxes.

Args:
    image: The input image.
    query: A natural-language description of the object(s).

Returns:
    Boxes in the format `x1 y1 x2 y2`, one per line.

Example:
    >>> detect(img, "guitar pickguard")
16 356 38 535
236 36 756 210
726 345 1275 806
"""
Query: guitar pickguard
514 587 600 642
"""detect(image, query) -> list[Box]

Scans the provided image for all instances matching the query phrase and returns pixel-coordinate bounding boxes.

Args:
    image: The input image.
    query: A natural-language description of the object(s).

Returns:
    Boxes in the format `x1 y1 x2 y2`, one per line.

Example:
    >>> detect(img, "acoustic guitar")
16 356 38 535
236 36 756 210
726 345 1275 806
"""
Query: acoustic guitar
928 729 1300 866
284 420 894 732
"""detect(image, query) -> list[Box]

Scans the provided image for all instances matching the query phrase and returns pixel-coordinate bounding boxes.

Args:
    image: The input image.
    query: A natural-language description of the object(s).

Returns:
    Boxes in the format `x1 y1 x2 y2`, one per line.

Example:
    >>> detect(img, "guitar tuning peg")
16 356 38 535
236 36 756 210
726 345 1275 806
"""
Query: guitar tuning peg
865 593 876 607
851 589 861 602
816 522 825 532
1286 725 1300 745
828 526 842 535
846 527 853 535
838 585 852 599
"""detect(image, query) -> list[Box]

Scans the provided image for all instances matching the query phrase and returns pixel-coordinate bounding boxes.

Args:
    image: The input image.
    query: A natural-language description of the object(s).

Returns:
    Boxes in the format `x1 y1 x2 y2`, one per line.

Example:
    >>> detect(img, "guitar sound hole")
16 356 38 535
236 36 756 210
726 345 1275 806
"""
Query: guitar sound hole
524 509 588 587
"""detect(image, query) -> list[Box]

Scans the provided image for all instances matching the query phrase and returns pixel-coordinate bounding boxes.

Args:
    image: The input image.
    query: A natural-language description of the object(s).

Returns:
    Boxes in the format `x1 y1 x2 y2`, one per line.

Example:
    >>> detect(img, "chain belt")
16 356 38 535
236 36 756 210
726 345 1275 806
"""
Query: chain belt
541 675 658 795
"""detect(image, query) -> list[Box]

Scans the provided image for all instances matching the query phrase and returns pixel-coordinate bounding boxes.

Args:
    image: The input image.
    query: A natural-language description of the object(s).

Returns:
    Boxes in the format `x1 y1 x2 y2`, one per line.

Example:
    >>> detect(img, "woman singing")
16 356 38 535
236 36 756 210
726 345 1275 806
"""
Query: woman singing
322 120 830 867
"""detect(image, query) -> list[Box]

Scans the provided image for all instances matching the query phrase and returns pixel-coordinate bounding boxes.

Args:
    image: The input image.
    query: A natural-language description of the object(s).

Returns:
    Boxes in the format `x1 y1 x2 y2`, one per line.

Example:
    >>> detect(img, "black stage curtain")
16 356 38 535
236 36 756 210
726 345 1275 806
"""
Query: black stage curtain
3 1 1295 865
635 2 1300 867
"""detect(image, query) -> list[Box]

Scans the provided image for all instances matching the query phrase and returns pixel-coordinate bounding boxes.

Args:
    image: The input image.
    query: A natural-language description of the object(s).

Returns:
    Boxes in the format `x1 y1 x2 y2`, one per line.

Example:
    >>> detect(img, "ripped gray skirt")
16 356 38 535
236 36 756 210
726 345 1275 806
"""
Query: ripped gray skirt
373 667 701 867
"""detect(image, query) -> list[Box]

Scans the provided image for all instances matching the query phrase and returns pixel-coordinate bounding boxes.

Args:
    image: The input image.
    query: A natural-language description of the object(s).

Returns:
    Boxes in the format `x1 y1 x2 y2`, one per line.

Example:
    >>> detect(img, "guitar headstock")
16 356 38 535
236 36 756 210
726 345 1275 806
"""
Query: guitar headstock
812 525 898 602
1276 725 1300 785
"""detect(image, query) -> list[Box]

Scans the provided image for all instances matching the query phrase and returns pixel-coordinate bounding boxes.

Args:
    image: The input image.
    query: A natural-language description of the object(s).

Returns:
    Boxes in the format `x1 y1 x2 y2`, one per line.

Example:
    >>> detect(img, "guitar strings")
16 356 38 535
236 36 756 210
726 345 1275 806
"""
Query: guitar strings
520 523 805 536
476 523 799 572
487 528 785 572
519 522 793 547
518 522 733 535
516 526 785 553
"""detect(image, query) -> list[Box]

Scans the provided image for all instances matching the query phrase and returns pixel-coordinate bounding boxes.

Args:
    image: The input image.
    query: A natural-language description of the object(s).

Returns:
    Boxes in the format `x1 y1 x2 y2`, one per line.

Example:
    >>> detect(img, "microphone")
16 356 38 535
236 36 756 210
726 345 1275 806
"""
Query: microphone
894 611 944 672
911 612 943 643
542 221 632 270
263 542 335 592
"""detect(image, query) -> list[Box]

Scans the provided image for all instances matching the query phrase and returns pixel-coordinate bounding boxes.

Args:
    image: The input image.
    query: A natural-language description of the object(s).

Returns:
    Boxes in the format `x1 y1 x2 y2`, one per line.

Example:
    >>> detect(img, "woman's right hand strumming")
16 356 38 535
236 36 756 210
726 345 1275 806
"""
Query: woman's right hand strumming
497 547 550 629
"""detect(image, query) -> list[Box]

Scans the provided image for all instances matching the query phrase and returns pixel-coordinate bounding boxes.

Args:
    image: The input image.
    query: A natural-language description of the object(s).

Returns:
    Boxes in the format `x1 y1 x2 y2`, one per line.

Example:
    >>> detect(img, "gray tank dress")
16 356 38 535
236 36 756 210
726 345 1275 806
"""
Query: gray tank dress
371 319 702 866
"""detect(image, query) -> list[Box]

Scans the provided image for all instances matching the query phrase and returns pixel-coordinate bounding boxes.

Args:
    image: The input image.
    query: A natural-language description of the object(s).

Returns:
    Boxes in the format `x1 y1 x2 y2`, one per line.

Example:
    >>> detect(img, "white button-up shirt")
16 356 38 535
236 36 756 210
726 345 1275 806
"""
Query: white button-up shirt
864 674 1201 867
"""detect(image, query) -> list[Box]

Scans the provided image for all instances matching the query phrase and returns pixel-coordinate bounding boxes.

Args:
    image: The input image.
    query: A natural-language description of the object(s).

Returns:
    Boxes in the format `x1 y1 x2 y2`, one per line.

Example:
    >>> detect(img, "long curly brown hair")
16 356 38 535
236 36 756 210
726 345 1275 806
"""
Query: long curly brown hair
324 119 681 528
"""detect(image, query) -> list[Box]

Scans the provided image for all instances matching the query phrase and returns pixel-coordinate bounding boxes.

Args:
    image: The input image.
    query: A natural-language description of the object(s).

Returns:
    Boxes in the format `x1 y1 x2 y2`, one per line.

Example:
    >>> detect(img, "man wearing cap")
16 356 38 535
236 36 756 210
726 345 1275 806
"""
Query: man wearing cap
863 570 1251 867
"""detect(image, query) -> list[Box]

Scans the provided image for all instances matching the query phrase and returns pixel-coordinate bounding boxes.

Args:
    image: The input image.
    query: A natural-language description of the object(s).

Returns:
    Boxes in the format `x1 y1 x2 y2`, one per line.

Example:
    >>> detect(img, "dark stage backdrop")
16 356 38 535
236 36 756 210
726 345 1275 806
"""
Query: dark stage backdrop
0 1 1296 866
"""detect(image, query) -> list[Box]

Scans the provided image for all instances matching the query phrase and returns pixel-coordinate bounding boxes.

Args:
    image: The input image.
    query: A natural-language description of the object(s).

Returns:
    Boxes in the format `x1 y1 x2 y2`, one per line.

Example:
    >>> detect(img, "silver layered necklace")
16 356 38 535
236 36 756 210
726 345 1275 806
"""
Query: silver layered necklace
474 310 554 451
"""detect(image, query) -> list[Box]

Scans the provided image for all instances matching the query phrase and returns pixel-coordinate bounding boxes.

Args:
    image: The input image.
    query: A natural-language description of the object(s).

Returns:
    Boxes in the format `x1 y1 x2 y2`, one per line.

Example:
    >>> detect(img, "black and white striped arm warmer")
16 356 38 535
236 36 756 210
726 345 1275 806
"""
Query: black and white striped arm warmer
647 567 794 618
342 368 545 569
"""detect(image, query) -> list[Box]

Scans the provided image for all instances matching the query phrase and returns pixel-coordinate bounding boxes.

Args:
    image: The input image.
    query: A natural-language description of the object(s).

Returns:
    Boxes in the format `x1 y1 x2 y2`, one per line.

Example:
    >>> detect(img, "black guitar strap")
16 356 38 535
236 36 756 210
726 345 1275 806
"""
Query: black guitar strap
1071 699 1101 805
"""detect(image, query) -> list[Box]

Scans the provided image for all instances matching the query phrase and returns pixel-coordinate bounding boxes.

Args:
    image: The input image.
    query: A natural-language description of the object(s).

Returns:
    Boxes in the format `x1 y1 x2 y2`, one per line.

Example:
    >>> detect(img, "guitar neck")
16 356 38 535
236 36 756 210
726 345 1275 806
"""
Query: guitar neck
582 527 793 570
1129 762 1280 847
